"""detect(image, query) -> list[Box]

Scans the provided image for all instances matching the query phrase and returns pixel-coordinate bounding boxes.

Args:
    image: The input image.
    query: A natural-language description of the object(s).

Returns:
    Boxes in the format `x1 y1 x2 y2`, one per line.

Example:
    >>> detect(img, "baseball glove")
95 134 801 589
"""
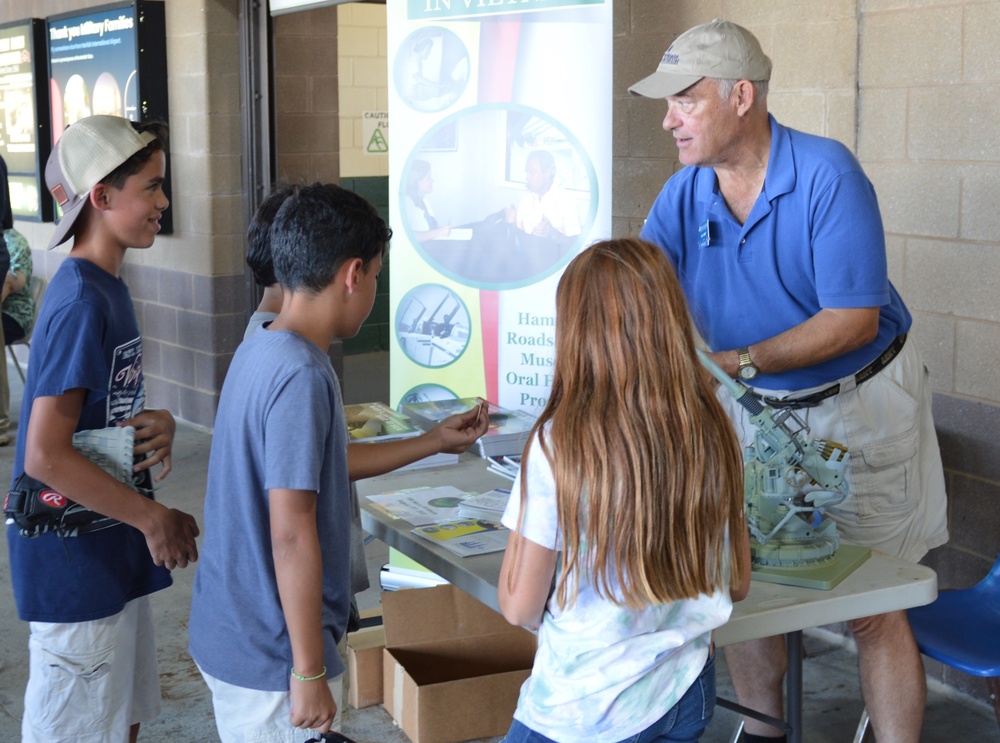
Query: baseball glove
4 425 151 538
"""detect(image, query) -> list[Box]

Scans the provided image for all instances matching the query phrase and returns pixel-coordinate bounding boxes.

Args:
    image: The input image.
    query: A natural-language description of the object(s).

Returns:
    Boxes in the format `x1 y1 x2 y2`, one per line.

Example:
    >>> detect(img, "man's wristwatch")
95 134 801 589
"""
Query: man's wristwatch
737 347 758 381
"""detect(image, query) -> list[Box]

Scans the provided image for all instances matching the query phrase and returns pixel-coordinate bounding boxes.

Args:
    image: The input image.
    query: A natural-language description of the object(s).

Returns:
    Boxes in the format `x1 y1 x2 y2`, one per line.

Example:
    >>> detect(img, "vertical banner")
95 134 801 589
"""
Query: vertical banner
388 0 612 414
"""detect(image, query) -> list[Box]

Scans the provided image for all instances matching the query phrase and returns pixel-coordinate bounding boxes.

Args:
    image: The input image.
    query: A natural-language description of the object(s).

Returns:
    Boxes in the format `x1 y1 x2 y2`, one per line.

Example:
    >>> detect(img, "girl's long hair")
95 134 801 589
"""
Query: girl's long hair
512 237 746 610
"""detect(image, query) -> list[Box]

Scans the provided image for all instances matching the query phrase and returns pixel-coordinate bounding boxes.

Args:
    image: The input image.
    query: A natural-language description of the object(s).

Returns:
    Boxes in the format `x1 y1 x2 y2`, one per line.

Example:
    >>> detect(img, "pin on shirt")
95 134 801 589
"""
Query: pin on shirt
698 219 711 249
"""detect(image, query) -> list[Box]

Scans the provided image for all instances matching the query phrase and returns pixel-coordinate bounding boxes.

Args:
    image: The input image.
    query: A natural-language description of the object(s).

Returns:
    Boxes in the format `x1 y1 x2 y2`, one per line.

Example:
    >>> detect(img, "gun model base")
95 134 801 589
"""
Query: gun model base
751 532 839 568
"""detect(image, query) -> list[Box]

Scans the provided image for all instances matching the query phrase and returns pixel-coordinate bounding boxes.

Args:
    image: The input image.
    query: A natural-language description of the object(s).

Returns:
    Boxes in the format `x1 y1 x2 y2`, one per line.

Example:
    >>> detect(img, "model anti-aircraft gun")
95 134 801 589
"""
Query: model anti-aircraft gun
697 350 850 567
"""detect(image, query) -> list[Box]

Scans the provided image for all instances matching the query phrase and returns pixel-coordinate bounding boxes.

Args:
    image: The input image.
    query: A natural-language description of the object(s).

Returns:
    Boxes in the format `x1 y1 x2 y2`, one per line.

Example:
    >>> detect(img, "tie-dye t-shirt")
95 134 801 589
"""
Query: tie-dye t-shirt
501 432 734 743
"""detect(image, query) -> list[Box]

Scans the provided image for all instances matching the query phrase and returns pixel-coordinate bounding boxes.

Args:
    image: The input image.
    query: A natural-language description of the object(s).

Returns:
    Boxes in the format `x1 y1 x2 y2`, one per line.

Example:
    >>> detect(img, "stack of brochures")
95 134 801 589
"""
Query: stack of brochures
343 401 460 470
457 488 511 522
344 401 421 442
398 451 460 471
400 397 536 459
365 485 511 558
366 485 470 525
400 396 485 429
474 407 535 458
486 455 521 481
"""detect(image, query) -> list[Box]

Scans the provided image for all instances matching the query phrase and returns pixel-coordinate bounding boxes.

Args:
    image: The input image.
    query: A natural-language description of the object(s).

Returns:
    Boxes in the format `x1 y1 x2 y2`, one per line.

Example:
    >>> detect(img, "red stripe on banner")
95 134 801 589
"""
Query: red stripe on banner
480 291 500 403
477 19 521 104
477 19 519 400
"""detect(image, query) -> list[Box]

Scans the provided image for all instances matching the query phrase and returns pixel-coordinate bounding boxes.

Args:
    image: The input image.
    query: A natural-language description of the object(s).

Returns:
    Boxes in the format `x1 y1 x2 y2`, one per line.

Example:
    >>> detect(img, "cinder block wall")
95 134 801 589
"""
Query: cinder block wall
619 0 1000 705
274 6 340 183
337 3 390 355
337 2 389 178
858 0 1000 701
16 0 247 430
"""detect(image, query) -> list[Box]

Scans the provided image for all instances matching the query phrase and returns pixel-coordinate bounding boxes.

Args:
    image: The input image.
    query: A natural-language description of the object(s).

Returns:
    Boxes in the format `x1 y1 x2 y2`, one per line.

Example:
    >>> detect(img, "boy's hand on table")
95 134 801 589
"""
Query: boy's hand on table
125 408 176 481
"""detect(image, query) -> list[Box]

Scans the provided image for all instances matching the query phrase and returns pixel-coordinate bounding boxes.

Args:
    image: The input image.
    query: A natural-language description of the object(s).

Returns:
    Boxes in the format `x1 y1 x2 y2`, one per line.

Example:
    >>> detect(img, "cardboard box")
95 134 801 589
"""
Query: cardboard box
382 585 536 743
347 625 386 709
347 607 385 709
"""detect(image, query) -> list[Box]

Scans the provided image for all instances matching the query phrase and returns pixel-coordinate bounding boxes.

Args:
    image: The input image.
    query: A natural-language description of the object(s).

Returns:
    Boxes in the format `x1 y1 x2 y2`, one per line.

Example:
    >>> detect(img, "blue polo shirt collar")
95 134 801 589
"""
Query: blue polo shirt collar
694 114 795 238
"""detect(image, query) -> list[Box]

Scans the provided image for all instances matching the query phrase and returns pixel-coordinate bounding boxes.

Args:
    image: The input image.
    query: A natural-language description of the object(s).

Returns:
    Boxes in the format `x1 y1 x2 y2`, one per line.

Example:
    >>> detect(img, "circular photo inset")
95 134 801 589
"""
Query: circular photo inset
92 72 123 116
427 497 464 509
395 284 471 368
402 104 598 290
393 26 470 113
63 74 92 126
398 383 458 407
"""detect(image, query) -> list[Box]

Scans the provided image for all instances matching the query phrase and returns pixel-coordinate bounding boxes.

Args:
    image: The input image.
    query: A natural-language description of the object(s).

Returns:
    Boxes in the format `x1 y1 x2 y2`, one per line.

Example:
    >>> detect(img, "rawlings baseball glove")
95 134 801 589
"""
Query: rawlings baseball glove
4 425 151 538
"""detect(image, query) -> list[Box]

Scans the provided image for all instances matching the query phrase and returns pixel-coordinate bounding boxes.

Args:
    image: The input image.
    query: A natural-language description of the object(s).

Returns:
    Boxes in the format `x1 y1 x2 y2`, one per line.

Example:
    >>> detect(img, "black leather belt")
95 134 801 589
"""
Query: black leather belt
757 333 907 410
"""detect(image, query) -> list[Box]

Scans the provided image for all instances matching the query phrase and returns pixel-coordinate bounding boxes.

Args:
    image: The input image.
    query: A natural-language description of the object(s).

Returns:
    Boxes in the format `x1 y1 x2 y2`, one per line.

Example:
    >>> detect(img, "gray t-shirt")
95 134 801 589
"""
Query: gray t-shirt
244 310 277 340
244 309 370 596
189 328 352 691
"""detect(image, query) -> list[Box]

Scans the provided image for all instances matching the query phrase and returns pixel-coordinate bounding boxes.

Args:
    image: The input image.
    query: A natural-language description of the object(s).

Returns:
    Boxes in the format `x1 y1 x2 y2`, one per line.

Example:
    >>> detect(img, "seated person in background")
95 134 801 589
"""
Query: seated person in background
503 149 581 249
2 227 34 346
0 228 35 443
404 159 452 241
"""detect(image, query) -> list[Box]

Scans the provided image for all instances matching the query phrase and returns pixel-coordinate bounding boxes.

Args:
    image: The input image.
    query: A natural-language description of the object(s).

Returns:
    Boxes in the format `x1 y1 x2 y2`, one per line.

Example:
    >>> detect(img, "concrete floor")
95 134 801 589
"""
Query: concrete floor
0 351 996 742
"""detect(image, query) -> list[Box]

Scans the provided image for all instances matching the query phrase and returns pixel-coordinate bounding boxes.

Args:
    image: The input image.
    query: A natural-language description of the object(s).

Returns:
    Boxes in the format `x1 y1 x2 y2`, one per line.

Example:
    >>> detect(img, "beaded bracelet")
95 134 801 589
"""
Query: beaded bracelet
290 665 327 682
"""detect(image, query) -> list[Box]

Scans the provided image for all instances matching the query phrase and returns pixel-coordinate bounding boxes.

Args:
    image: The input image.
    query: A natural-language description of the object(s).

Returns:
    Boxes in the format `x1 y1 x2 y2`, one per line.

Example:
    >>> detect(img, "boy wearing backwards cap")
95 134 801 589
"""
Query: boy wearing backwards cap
7 115 199 742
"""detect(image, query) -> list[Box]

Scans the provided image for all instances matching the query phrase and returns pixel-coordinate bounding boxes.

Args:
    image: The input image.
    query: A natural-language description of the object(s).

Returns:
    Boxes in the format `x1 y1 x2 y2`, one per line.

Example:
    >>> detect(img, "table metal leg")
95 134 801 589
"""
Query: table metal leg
786 630 804 743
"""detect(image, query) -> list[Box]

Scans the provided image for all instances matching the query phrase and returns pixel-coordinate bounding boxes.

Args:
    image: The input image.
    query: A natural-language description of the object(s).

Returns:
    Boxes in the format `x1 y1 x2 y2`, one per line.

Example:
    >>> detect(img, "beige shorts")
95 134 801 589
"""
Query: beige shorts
720 338 949 563
22 596 160 743
199 665 344 743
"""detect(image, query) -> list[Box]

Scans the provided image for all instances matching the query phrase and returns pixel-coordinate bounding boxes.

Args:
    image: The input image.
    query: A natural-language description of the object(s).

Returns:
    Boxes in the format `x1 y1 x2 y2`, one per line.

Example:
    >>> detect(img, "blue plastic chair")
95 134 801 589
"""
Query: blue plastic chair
908 554 1000 728
853 555 1000 741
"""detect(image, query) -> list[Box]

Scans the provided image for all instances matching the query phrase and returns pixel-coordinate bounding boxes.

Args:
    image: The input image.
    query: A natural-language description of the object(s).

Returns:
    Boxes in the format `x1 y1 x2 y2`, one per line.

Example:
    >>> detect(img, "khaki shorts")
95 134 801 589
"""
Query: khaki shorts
199 665 344 743
22 596 160 743
720 338 949 563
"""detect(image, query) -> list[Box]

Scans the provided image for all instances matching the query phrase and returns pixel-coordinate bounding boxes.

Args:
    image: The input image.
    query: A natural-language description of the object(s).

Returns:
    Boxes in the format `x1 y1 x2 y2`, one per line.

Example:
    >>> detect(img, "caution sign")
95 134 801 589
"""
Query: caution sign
363 111 388 155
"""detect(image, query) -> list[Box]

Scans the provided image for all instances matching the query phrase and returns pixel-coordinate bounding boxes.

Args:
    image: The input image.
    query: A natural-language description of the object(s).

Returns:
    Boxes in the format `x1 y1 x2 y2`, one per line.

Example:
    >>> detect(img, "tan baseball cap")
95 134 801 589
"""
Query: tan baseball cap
628 19 772 99
45 115 156 250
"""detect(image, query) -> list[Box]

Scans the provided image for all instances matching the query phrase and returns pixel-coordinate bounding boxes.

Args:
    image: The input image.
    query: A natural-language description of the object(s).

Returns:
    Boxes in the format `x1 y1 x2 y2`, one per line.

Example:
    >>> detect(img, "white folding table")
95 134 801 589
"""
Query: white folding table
357 455 937 743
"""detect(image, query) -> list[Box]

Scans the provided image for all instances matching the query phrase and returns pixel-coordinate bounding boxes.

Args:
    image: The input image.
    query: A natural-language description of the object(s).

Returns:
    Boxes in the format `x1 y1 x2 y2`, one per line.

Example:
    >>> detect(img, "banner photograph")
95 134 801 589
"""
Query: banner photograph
388 0 611 413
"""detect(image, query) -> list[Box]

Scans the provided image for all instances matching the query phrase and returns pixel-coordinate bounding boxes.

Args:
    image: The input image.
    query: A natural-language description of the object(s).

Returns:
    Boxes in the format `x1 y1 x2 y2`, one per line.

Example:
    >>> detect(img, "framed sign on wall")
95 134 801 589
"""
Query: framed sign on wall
0 19 52 221
47 1 172 233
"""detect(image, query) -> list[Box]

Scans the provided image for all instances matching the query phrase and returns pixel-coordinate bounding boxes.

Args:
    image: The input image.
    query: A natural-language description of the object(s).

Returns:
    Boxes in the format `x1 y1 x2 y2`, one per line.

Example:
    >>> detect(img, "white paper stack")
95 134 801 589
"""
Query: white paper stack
457 489 511 522
378 564 449 591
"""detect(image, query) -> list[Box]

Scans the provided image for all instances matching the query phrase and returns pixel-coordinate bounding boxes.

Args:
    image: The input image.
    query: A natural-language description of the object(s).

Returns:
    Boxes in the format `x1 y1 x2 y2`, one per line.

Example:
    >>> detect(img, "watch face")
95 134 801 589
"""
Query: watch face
738 365 757 380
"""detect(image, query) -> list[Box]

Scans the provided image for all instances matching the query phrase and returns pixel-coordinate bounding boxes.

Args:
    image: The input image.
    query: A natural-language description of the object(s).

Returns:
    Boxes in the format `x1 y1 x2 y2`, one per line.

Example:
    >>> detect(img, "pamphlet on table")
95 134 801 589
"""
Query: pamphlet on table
411 519 510 557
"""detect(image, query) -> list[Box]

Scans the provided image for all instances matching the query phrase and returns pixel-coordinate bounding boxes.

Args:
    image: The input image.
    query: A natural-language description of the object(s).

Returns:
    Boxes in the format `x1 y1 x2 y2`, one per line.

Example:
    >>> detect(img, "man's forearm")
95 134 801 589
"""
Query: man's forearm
709 306 880 378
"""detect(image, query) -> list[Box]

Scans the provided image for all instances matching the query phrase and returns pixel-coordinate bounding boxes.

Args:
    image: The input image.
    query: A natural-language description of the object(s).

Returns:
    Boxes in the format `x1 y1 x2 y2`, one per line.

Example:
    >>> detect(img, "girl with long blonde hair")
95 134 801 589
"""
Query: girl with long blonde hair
498 237 750 743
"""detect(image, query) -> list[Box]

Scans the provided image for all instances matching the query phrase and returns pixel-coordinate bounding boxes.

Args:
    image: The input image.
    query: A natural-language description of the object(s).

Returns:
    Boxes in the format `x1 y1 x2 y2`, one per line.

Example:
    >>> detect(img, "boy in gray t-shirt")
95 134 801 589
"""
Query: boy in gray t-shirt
190 184 449 741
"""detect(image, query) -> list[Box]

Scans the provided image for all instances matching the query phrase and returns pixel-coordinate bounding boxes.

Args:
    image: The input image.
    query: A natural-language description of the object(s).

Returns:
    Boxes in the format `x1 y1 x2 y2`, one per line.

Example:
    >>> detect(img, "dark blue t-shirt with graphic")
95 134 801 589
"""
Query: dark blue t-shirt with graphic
7 257 170 622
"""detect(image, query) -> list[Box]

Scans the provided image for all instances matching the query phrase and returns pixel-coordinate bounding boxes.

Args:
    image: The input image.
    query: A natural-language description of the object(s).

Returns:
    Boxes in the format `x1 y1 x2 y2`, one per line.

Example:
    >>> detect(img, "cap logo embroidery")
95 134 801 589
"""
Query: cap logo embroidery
50 184 68 206
661 52 680 66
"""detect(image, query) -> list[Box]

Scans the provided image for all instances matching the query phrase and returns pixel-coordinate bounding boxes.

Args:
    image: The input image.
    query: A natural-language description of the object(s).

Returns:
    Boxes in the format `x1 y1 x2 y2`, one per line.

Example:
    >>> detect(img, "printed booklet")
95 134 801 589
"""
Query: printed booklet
365 485 470 526
344 401 421 442
400 398 536 458
411 519 510 557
